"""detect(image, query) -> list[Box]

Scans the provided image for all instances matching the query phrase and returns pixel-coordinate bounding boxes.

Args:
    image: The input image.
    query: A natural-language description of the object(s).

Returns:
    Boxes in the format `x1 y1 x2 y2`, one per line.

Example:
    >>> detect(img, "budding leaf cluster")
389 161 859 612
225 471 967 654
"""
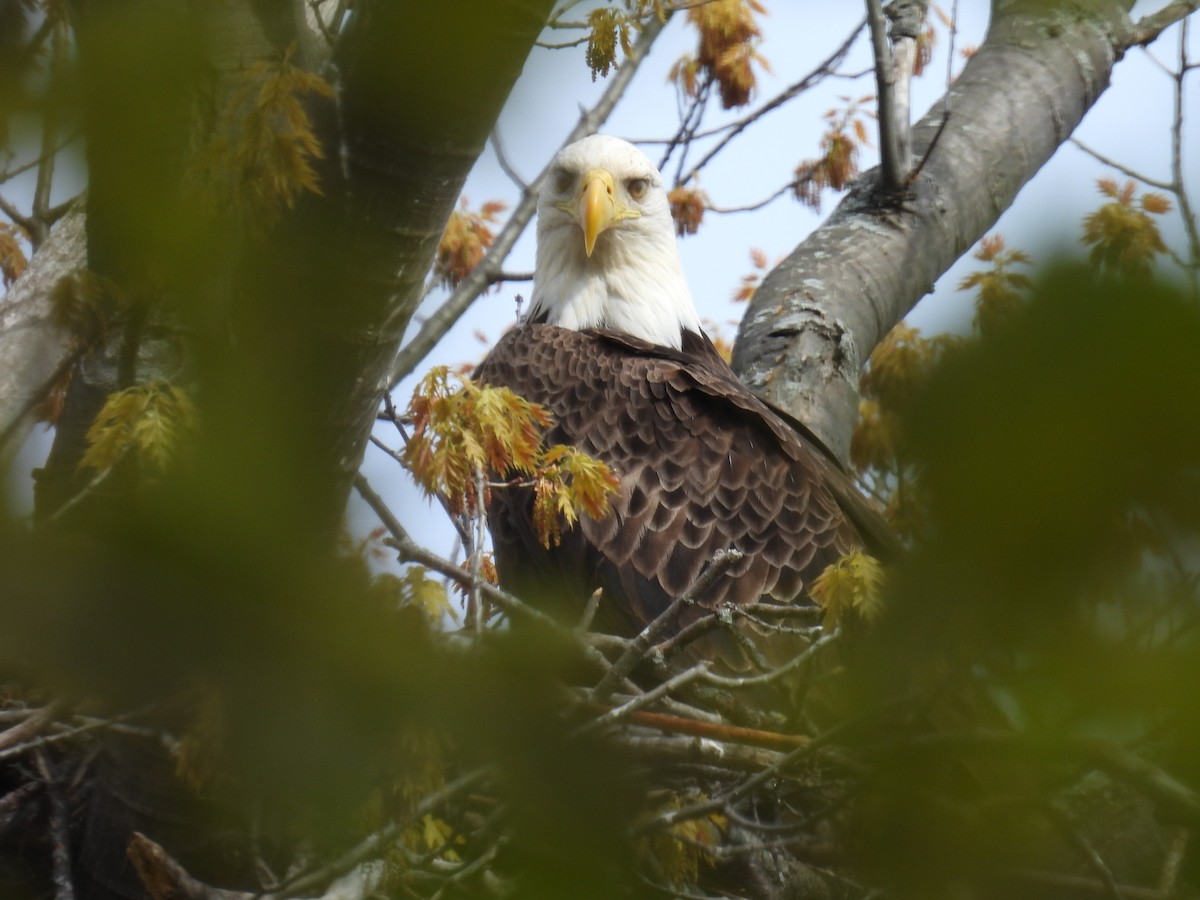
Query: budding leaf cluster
851 322 957 539
1082 179 1172 277
0 221 28 287
81 380 198 475
667 186 708 237
585 7 633 80
434 197 507 289
403 368 619 549
194 48 334 229
794 96 874 210
639 794 725 887
671 0 769 110
810 549 885 630
732 247 769 303
958 234 1033 336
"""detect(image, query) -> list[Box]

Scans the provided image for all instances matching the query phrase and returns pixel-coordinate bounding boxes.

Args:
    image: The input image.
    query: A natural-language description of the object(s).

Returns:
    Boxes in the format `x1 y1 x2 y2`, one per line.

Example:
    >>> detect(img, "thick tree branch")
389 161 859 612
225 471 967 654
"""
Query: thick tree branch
732 0 1139 462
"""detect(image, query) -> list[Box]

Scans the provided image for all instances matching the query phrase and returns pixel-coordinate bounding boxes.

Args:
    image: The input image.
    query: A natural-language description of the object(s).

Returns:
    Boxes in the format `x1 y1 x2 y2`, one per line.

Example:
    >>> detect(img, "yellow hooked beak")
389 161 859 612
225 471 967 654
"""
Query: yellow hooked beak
580 168 617 257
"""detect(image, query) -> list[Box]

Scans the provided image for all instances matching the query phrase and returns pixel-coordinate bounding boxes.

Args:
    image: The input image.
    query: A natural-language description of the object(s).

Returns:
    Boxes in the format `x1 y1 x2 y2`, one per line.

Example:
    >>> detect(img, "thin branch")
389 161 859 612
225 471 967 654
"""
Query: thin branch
704 179 796 214
0 192 35 233
636 719 853 834
489 128 528 191
1156 827 1189 896
589 548 743 705
1130 0 1200 46
1043 801 1129 900
1169 18 1200 282
0 131 80 186
353 473 632 689
696 626 838 690
1006 868 1167 900
271 767 491 898
1069 138 1174 192
867 0 905 190
613 732 788 774
388 13 668 386
677 21 865 186
0 699 66 751
35 752 76 900
584 699 812 754
577 664 713 733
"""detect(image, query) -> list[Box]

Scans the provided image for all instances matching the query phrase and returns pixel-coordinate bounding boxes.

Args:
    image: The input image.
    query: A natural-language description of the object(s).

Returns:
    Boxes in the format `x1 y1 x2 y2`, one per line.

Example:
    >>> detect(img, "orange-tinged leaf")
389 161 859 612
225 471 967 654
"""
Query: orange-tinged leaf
667 186 707 237
1141 192 1172 215
0 222 28 288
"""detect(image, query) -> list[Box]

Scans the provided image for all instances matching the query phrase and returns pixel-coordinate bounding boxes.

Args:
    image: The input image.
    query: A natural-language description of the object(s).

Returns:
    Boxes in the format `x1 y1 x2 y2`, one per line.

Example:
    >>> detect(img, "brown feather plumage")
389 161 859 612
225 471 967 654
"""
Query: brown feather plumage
476 322 890 659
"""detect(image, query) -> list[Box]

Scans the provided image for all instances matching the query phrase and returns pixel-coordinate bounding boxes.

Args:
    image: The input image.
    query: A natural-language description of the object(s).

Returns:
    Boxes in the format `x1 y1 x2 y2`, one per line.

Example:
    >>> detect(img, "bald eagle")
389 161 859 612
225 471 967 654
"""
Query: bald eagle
477 135 889 664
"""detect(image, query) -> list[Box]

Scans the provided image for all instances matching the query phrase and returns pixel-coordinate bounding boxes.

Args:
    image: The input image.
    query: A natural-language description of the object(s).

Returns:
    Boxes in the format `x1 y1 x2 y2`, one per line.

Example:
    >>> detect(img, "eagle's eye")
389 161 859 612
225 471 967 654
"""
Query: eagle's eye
551 167 574 194
625 177 650 201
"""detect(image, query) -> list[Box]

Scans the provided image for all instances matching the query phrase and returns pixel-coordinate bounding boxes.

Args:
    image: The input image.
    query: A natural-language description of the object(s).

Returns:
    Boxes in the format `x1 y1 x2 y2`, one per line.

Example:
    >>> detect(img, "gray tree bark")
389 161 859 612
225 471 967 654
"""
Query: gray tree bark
732 0 1139 463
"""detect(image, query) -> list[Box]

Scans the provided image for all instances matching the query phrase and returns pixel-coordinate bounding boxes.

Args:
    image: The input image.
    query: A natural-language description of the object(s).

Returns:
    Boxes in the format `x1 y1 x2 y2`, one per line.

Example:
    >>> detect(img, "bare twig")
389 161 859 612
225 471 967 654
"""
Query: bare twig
576 587 604 633
1130 0 1200 46
1169 18 1200 286
1044 801 1129 900
0 699 65 751
696 626 838 690
1069 138 1173 192
589 548 744 705
1157 827 1189 896
272 767 490 898
867 0 905 190
36 751 76 900
577 664 713 733
677 21 865 187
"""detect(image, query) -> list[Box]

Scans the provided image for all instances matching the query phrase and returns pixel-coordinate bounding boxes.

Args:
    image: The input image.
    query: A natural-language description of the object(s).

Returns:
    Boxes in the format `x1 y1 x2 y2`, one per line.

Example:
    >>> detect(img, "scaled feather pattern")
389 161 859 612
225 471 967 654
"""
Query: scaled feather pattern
476 135 887 662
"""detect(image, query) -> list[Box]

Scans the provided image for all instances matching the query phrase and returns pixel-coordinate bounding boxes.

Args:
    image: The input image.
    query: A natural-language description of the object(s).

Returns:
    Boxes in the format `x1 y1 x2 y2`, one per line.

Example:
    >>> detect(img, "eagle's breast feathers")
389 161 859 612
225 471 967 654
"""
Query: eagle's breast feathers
474 134 884 657
477 323 862 638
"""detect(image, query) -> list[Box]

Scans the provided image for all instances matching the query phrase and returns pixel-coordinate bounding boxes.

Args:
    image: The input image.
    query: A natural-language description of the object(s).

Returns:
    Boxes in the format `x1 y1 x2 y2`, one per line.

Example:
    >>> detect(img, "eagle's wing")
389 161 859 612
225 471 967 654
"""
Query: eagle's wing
477 323 877 642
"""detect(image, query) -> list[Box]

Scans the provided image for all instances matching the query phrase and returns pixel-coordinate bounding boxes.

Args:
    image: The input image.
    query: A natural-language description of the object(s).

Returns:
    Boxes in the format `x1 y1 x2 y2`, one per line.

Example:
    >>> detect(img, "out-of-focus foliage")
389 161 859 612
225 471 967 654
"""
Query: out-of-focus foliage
853 234 1032 539
80 380 197 475
958 233 1034 334
850 321 949 540
847 265 1200 895
1082 178 1173 276
810 548 886 629
434 197 507 288
191 50 334 229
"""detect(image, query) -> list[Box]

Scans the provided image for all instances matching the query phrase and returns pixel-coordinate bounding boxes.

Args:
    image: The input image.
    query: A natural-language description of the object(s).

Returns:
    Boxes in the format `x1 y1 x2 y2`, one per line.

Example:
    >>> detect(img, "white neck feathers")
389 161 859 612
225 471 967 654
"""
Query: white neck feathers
525 135 703 351
529 217 701 350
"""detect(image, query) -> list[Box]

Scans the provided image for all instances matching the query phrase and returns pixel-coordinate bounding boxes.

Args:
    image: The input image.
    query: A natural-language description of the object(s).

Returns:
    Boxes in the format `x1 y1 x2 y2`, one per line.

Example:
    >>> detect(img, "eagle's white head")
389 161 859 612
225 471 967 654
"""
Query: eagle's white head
527 134 703 350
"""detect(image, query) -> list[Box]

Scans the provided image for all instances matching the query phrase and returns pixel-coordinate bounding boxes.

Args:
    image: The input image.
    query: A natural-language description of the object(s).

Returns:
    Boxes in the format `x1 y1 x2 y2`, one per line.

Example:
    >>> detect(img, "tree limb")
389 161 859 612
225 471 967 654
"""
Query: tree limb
732 0 1140 462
